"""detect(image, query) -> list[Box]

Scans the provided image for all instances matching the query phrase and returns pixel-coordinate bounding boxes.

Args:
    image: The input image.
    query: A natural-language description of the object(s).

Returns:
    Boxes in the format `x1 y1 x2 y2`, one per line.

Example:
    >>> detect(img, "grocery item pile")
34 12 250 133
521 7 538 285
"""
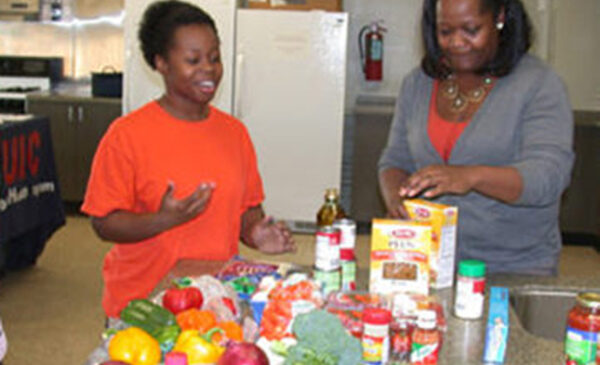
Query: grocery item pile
90 255 446 365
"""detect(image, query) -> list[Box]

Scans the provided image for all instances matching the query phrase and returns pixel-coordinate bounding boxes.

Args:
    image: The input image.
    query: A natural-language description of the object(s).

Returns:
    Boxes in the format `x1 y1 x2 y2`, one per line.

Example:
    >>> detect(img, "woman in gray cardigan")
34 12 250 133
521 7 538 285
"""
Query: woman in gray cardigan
378 0 574 275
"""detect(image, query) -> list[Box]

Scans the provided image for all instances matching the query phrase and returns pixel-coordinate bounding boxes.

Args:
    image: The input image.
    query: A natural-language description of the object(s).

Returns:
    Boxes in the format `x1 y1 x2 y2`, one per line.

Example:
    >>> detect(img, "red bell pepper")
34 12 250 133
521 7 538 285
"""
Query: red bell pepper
162 279 204 315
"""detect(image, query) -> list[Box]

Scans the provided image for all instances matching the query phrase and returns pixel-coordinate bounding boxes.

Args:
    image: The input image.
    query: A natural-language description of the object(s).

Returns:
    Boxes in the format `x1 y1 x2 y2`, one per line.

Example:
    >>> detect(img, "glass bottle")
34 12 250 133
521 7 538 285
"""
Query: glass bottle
410 310 440 365
564 292 600 365
316 188 346 227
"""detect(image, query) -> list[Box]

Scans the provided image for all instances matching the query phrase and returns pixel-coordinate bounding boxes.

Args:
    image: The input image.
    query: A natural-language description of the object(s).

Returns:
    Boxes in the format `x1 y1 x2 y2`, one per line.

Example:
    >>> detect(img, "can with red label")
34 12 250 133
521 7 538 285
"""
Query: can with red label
333 218 356 291
314 226 341 294
333 218 357 260
315 226 341 271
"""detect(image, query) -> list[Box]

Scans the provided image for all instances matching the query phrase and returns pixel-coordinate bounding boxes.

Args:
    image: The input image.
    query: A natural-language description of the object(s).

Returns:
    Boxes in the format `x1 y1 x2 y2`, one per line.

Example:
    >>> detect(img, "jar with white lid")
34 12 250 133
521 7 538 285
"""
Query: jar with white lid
361 307 391 365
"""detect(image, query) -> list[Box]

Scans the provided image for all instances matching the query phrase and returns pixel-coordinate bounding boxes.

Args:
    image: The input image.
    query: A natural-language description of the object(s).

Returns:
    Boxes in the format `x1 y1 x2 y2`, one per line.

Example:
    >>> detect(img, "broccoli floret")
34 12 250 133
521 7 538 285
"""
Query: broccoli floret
283 309 362 365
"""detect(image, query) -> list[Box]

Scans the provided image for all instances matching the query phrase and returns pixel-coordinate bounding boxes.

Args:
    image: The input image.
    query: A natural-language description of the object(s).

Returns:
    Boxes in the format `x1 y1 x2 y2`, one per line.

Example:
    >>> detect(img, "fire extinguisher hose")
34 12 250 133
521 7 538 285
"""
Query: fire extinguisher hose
358 25 371 75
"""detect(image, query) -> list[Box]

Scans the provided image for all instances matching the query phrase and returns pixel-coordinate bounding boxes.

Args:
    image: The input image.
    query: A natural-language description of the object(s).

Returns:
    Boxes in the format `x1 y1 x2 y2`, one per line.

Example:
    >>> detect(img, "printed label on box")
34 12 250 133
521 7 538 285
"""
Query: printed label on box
404 199 458 289
369 219 431 295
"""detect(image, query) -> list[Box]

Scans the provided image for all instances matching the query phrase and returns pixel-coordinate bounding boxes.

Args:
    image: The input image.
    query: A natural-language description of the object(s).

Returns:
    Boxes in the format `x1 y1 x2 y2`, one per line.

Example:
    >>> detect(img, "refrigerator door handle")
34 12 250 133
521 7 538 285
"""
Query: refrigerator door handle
233 53 244 119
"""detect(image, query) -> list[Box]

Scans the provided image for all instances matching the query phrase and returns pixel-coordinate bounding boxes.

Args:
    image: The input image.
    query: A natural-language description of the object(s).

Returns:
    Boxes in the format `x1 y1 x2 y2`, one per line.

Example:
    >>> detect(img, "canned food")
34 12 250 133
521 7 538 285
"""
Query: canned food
334 218 357 261
341 259 357 291
314 267 341 295
315 226 341 271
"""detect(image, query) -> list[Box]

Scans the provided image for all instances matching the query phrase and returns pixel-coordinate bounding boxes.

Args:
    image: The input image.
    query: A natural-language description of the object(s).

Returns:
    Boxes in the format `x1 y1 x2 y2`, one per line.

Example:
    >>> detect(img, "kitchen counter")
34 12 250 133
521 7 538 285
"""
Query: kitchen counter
85 241 600 365
28 81 121 102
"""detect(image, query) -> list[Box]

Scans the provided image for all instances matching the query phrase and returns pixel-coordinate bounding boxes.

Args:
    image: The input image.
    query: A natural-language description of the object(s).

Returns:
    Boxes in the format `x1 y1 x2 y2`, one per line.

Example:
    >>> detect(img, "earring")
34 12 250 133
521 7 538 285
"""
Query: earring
496 22 504 30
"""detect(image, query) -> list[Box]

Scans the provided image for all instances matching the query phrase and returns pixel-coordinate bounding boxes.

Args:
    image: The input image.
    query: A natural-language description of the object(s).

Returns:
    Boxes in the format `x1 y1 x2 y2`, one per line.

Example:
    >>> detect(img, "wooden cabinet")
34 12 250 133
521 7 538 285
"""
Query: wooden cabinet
73 0 123 18
26 95 121 202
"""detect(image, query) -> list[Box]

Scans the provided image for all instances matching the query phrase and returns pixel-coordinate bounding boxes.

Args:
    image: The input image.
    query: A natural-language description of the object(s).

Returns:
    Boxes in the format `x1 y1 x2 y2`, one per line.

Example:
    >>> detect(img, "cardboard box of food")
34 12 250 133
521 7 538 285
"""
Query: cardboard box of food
246 0 342 11
369 219 432 296
404 199 458 289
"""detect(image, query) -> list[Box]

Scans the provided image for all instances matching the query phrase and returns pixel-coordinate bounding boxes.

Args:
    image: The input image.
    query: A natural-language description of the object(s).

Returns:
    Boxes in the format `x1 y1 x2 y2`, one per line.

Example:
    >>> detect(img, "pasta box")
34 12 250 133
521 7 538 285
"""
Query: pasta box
369 219 432 296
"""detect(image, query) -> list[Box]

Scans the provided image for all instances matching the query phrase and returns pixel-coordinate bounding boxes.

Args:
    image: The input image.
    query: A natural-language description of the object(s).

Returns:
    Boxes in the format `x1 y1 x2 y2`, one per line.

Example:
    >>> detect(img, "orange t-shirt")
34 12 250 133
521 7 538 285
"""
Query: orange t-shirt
428 80 470 162
81 101 264 317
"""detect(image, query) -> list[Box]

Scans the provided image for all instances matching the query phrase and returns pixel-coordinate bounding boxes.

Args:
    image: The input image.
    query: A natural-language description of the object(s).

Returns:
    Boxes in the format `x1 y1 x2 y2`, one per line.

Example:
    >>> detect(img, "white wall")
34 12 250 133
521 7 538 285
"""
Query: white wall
343 0 422 110
343 0 600 111
1 0 598 110
551 0 600 110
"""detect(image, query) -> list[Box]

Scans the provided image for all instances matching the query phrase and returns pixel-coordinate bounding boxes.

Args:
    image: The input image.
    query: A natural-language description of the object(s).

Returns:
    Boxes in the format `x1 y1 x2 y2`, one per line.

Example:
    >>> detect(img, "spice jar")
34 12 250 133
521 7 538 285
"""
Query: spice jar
564 292 600 365
361 307 391 365
454 260 486 320
389 318 412 365
411 310 440 365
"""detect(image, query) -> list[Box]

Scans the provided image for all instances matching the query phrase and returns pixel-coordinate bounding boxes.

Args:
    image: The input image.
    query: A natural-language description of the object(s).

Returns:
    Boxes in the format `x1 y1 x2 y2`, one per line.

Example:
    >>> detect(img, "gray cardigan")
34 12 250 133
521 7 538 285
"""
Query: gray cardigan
379 55 574 275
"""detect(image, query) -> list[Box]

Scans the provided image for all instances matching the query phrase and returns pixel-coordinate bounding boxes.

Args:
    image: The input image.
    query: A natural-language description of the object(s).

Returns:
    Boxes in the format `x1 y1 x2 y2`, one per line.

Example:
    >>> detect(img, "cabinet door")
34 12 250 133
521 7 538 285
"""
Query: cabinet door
73 0 123 18
27 98 80 201
75 99 122 201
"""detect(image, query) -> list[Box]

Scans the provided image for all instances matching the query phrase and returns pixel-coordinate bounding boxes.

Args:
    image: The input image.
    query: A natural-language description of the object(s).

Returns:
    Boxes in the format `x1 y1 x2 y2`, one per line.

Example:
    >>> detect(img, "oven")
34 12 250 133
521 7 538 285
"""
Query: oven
0 56 63 115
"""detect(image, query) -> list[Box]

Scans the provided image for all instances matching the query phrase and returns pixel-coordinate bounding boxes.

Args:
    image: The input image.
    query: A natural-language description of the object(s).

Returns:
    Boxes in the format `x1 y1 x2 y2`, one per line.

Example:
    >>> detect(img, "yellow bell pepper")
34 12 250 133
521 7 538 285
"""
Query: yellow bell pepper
108 327 161 365
173 328 224 364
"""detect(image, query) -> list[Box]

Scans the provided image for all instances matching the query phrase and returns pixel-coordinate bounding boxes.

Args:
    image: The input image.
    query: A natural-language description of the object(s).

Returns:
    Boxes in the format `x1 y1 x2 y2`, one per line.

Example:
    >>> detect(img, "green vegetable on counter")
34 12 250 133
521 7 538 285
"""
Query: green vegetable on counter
273 309 362 365
120 299 178 351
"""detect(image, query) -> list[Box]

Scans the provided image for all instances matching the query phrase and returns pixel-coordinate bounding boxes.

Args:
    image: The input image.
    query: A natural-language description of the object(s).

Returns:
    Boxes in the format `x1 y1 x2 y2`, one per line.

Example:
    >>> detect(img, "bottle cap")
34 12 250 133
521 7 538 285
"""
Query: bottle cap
576 292 600 309
458 260 486 278
363 307 391 325
325 188 339 200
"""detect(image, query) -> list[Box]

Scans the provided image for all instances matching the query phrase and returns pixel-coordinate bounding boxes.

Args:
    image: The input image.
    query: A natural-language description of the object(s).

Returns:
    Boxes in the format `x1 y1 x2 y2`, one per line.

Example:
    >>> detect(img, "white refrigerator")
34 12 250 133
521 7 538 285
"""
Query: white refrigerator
234 9 348 228
123 2 348 229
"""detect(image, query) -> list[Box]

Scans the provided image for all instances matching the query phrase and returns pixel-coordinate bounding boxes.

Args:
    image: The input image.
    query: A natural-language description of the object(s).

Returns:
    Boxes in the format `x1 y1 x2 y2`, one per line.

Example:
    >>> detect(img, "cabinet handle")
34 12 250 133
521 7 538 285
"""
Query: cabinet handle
77 106 84 123
67 105 74 123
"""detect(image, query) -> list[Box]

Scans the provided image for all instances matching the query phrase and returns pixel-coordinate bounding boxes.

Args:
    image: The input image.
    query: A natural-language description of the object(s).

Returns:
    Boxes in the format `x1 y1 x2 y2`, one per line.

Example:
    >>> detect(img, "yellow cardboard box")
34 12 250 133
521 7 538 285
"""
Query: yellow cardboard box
369 219 431 296
404 199 458 289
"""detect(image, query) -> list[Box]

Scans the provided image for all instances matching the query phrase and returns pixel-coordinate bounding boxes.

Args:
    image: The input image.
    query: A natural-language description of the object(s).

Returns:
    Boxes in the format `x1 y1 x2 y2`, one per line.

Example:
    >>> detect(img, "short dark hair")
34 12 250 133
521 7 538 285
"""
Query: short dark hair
421 0 532 78
138 0 218 69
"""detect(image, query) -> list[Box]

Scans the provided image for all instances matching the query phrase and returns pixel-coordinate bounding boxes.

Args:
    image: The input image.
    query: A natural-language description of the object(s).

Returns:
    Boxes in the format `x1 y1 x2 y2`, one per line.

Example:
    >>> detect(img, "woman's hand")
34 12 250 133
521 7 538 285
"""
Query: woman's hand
379 168 411 219
400 165 476 199
249 216 296 254
385 193 409 219
158 181 215 229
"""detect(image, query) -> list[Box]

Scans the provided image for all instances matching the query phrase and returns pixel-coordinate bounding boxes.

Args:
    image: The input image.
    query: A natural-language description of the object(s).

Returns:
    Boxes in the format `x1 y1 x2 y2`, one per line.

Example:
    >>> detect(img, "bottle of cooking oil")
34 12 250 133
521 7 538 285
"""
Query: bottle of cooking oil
316 188 346 227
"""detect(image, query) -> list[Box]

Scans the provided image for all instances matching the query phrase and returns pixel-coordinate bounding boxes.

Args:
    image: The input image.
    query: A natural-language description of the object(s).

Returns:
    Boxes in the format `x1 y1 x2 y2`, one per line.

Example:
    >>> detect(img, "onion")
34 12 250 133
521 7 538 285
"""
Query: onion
217 342 269 365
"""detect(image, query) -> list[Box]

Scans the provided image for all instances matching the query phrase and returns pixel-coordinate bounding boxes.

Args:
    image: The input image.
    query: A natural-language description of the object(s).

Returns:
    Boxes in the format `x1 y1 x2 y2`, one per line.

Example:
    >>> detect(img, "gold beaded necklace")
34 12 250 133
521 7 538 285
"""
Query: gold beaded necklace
439 75 494 112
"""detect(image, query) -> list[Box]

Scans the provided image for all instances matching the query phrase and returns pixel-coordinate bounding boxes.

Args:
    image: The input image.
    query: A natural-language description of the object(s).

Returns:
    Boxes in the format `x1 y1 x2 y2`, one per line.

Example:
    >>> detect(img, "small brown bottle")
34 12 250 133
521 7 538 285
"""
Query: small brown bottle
317 188 346 227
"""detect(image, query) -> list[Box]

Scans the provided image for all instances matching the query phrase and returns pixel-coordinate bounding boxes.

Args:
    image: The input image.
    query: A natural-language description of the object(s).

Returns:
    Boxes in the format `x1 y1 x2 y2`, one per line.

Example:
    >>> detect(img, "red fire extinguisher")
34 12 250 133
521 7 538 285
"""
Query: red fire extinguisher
359 21 386 81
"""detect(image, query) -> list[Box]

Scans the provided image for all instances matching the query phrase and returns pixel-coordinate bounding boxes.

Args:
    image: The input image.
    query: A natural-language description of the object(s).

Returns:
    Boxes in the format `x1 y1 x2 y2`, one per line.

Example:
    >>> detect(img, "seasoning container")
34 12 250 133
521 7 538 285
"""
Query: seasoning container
410 310 440 365
333 218 357 291
361 307 391 365
313 226 341 295
454 260 486 320
316 188 346 227
389 318 412 364
564 292 600 365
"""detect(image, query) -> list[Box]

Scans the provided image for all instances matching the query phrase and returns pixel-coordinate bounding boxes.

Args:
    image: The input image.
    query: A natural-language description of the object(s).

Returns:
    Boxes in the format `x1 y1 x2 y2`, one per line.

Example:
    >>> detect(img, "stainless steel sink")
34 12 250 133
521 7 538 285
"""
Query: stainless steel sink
509 287 580 341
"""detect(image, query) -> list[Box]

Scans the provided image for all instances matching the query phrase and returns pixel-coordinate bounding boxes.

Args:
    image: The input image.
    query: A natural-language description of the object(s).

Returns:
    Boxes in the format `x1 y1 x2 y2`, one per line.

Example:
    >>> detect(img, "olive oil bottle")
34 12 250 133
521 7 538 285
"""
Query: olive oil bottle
316 188 346 227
